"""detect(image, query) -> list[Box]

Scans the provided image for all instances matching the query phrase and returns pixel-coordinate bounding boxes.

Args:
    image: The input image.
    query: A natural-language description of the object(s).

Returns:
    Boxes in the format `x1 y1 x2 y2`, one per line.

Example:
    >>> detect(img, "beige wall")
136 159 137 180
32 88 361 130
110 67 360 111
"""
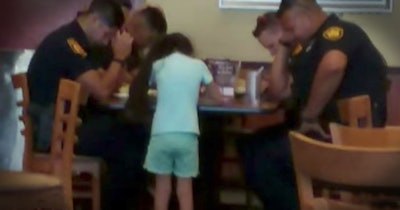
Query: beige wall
147 0 399 66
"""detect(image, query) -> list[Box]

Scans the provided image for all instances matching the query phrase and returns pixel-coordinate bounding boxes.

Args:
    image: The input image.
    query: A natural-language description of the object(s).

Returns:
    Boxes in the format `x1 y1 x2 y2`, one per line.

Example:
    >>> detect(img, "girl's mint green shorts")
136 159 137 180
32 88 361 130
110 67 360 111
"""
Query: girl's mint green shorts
144 132 199 178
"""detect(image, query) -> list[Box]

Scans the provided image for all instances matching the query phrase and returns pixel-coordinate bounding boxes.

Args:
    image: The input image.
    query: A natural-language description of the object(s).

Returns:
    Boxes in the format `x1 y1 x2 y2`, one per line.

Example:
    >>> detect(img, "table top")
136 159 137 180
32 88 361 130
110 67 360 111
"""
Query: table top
197 97 277 114
107 96 278 114
0 170 61 192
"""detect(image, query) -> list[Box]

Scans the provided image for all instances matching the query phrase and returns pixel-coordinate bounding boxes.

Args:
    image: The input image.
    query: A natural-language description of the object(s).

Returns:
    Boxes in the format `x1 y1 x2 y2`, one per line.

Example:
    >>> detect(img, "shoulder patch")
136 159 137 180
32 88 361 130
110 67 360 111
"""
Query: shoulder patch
323 26 344 41
291 44 303 56
67 38 87 57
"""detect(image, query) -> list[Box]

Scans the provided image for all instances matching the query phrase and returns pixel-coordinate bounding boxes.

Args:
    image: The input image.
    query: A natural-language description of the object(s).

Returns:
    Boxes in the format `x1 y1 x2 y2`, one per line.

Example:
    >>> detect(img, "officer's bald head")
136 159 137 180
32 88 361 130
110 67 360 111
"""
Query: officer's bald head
277 0 320 18
277 0 323 45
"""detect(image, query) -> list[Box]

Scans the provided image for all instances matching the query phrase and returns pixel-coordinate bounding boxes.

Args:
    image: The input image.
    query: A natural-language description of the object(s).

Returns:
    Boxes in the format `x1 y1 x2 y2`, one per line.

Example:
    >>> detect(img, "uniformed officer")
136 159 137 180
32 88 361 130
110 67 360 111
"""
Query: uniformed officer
269 0 388 138
74 2 157 210
235 12 298 210
27 0 132 150
27 0 136 209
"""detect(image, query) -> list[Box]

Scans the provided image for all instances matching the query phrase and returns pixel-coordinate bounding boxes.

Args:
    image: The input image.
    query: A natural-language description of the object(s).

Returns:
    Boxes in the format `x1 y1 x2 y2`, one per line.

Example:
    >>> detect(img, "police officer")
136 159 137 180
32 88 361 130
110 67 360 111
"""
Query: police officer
27 0 137 209
238 0 388 208
235 12 298 210
27 0 132 150
76 2 154 210
269 0 388 138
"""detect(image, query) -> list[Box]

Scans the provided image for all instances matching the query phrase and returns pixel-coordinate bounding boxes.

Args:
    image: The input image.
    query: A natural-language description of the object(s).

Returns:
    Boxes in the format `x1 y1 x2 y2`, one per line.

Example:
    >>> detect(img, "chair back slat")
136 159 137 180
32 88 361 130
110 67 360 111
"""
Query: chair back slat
330 123 400 148
50 79 81 210
337 95 372 128
289 131 400 201
11 73 32 171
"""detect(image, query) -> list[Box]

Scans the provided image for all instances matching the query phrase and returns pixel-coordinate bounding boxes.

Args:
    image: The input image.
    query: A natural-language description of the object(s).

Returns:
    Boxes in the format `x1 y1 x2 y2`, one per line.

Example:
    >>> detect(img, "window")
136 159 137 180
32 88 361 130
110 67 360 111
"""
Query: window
219 0 393 13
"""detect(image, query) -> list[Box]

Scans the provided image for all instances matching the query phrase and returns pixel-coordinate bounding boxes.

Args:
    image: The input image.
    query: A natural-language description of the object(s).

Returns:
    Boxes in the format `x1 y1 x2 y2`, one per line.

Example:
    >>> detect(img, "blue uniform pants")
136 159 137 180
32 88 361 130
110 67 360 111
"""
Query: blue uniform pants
75 113 149 210
236 124 298 210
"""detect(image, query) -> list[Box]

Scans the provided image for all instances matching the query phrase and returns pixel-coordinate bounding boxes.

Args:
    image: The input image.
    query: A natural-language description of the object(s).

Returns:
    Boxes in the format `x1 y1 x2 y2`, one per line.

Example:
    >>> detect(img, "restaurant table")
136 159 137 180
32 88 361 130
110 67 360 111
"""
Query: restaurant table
106 96 279 209
0 170 66 210
107 96 278 114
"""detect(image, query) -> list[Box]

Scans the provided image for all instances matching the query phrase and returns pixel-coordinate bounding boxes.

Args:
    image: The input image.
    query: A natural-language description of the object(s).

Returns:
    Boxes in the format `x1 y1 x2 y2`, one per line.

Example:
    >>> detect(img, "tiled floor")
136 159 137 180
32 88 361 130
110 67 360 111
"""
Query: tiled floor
220 189 262 208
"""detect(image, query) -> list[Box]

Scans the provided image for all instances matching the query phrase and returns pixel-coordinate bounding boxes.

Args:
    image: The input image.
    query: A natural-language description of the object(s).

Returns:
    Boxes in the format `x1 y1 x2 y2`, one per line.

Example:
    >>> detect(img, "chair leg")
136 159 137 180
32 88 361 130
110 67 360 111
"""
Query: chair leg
92 177 101 210
245 189 252 210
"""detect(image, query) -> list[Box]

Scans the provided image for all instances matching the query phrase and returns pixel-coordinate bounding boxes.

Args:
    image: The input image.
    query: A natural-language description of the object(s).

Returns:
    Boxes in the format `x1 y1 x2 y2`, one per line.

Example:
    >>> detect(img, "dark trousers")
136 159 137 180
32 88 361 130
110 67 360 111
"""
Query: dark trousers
75 113 149 210
236 124 298 210
196 115 225 210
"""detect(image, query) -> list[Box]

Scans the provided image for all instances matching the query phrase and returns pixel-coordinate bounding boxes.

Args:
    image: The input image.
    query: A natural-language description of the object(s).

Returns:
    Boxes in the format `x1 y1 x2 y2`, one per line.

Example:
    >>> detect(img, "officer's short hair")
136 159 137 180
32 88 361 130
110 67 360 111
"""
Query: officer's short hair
138 7 167 35
85 0 125 28
277 0 319 18
114 0 132 10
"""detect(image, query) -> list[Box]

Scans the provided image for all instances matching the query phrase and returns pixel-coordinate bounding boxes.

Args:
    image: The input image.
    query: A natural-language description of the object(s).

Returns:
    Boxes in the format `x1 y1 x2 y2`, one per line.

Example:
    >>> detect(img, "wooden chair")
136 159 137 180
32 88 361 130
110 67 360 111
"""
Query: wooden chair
12 74 101 210
330 123 400 148
12 75 79 209
51 79 82 210
329 123 400 203
7 73 66 209
0 170 66 210
41 83 102 210
71 155 102 210
289 131 400 210
337 95 372 127
29 79 81 210
11 73 33 171
305 198 371 210
331 95 374 200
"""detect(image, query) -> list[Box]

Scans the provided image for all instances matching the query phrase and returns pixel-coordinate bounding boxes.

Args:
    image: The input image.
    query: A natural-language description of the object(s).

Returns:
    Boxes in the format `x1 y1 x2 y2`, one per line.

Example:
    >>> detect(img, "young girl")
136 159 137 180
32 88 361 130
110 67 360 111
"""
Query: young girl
129 33 222 210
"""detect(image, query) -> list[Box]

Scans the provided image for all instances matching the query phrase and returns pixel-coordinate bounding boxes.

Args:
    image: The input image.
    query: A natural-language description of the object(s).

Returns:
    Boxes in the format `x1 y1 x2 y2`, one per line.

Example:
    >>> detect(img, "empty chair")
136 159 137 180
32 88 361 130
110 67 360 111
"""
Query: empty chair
289 131 400 210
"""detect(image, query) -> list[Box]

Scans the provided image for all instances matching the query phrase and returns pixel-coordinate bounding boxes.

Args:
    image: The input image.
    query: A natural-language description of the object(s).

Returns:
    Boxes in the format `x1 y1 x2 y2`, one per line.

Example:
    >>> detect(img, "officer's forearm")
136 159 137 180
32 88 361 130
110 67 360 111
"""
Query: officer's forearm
267 46 291 100
302 67 344 121
101 60 124 93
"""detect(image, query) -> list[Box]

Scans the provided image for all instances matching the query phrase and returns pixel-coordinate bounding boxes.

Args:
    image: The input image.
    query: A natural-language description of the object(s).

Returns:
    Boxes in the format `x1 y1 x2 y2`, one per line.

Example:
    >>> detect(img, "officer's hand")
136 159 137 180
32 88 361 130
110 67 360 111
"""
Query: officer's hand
279 39 296 49
98 68 105 77
297 121 331 140
112 30 134 60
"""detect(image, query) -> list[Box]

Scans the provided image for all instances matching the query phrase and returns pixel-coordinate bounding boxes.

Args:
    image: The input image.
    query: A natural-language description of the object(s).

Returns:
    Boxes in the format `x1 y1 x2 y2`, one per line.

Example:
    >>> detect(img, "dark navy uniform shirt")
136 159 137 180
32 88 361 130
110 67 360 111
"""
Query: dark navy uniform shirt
27 20 100 107
288 14 388 126
85 42 142 117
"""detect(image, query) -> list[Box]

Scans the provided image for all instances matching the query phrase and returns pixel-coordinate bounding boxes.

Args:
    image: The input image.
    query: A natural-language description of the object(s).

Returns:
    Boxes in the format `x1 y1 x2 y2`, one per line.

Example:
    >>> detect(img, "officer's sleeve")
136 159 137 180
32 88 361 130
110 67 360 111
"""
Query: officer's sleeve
318 24 364 57
200 61 213 85
62 40 95 80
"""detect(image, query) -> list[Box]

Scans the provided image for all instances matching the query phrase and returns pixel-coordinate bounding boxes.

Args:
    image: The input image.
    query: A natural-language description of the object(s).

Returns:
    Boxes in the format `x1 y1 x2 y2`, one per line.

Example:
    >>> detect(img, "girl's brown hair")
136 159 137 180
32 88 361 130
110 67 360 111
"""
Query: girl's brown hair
252 12 279 37
124 33 194 124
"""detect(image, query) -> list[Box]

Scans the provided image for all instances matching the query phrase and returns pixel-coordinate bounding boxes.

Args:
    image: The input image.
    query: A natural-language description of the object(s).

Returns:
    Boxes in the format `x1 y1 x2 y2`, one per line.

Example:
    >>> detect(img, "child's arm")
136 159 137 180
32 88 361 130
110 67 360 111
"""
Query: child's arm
200 61 224 103
203 82 224 103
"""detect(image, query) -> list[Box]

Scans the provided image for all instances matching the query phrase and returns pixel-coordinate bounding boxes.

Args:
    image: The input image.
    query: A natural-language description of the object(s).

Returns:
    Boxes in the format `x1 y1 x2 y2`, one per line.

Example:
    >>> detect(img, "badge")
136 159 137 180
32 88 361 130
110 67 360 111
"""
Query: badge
67 38 87 57
291 44 303 56
323 26 344 41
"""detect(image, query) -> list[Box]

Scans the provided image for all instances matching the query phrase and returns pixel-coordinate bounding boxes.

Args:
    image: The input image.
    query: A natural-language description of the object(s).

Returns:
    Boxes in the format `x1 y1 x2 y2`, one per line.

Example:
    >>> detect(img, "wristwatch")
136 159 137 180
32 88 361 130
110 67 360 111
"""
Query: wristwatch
301 112 318 123
302 117 318 123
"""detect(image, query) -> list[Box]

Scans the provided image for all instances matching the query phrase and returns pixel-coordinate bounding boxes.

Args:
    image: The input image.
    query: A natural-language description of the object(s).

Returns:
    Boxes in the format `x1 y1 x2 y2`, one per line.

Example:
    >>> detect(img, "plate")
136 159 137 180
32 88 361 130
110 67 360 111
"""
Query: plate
114 92 129 98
